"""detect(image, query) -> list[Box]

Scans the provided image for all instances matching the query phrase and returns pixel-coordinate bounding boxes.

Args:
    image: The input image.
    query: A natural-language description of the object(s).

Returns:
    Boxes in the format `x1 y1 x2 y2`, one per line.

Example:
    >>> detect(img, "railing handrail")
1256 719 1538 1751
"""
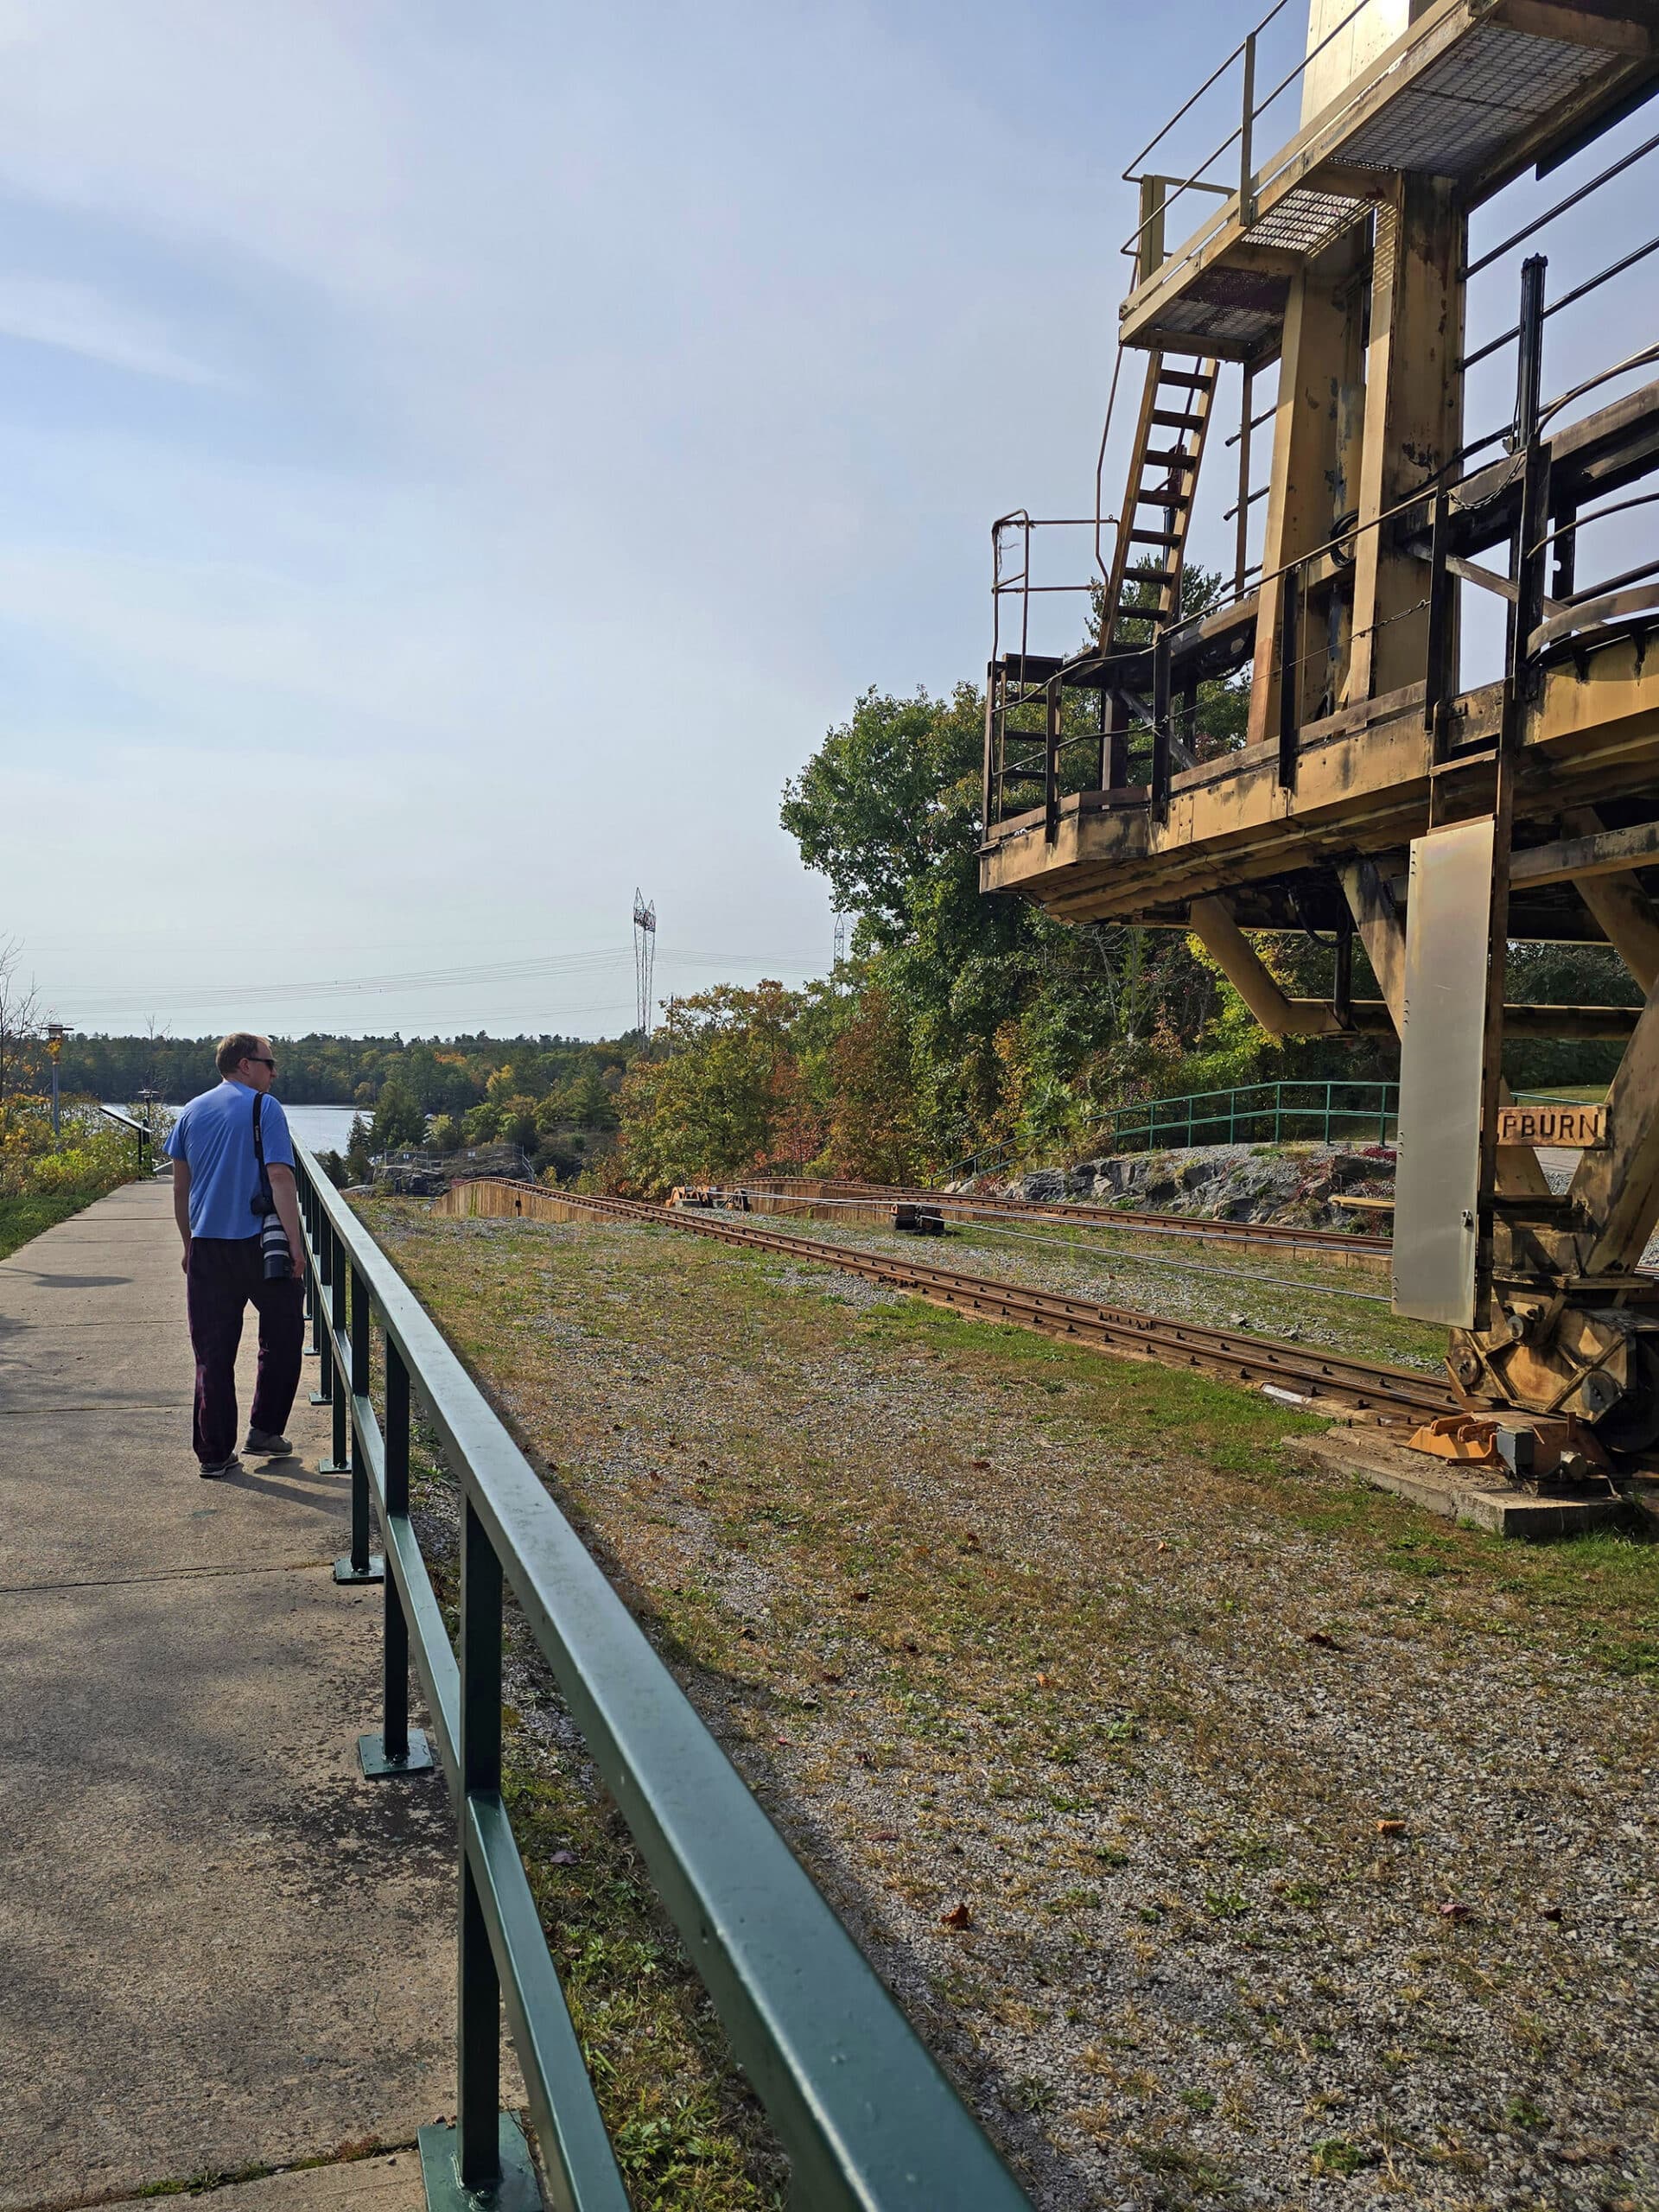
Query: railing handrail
294 1146 1029 2210
952 1080 1398 1178
1112 1077 1395 1112
96 1101 152 1167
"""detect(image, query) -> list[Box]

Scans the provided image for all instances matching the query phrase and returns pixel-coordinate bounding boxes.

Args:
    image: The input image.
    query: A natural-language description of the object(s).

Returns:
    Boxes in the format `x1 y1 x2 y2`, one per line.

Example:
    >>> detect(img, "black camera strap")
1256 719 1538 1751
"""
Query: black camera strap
252 1092 275 1212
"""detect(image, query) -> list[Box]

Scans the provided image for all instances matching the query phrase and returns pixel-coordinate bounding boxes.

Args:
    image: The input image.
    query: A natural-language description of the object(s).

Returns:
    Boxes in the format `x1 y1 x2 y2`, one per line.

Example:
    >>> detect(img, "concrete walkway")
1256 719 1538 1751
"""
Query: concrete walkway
0 1183 456 2212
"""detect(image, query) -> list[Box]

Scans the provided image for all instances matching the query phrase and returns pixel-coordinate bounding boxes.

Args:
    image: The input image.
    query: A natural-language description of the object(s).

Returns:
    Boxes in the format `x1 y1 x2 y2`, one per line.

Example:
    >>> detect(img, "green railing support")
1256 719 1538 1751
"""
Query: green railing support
333 1254 384 1586
296 1147 1032 2212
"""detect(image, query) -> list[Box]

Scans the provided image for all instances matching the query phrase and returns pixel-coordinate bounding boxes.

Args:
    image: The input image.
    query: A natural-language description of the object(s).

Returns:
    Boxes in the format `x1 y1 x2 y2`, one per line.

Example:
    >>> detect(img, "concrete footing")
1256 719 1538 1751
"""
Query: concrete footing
1287 1426 1625 1537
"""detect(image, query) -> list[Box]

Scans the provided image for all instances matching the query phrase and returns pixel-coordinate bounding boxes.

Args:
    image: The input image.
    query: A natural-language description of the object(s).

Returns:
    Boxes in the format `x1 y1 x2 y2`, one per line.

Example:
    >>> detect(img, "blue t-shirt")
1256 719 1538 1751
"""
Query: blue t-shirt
164 1081 296 1240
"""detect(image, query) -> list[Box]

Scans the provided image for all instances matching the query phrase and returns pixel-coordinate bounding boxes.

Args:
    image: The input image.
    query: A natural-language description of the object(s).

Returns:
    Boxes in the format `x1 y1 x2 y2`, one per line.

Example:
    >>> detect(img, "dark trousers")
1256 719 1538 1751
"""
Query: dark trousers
186 1236 305 1465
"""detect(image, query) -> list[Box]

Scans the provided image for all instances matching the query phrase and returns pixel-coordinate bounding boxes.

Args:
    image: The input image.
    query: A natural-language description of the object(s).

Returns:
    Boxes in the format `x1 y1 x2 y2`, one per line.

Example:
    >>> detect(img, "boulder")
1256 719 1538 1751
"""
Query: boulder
1327 1150 1383 1190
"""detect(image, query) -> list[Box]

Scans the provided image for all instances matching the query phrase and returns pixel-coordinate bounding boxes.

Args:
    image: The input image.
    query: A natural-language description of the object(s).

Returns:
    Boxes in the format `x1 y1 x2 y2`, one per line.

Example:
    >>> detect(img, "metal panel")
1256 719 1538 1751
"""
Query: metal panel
1393 817 1494 1326
1301 0 1409 126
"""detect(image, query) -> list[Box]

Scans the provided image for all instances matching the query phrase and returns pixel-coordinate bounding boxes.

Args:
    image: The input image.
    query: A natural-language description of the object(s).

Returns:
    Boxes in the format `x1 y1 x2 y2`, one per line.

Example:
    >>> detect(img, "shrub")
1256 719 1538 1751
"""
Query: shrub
0 1097 142 1205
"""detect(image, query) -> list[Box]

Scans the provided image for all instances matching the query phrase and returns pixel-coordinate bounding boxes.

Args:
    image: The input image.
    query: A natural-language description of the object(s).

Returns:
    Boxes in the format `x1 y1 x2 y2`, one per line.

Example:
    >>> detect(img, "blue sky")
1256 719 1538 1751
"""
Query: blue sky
3 1 1656 1038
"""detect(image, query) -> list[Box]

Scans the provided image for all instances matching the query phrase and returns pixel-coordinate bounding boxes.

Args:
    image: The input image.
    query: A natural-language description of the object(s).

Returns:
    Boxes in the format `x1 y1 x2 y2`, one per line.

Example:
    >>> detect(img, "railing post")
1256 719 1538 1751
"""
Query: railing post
1238 33 1256 229
1423 481 1452 752
303 1183 321 1360
1044 677 1060 845
1277 565 1301 791
333 1257 385 1586
982 659 998 836
1234 360 1255 598
359 1337 434 1778
321 1217 346 1423
1137 174 1168 288
1152 628 1173 815
458 1496 504 2189
1512 256 1551 690
308 1193 333 1402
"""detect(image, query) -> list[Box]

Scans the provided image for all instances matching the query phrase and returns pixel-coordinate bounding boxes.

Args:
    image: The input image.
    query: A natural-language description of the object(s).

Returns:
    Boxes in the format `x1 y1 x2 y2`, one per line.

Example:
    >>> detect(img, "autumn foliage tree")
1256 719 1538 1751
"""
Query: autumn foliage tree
616 982 817 1192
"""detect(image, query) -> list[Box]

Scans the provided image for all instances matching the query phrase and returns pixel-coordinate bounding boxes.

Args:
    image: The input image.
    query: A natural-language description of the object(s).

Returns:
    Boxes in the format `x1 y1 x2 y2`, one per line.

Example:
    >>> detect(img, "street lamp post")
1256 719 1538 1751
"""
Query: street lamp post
46 1023 64 1138
136 1087 161 1170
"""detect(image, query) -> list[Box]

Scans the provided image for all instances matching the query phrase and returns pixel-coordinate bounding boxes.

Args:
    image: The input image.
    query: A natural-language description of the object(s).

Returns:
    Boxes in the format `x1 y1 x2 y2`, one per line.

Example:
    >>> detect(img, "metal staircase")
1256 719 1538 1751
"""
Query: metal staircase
1098 351 1218 658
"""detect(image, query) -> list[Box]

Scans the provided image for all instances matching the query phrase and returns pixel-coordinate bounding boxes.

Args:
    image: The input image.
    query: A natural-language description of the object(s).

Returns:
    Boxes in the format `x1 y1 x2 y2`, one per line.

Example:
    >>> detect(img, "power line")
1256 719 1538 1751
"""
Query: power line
45 943 830 1023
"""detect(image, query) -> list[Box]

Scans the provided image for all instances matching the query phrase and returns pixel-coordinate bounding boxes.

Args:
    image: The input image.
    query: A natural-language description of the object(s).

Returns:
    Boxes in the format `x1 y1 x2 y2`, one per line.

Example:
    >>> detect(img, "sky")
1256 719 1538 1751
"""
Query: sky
2 0 1656 1039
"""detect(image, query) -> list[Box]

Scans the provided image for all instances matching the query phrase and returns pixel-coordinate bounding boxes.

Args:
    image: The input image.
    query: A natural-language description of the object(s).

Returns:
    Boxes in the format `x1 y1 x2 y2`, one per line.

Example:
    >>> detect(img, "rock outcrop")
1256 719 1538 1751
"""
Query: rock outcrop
1001 1141 1395 1230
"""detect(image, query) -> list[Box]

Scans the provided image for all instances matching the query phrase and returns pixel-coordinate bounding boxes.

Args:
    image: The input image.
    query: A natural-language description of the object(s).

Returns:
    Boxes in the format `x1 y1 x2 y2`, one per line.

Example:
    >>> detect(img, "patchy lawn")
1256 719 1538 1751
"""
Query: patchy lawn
0 1188 122 1262
372 1199 1659 2212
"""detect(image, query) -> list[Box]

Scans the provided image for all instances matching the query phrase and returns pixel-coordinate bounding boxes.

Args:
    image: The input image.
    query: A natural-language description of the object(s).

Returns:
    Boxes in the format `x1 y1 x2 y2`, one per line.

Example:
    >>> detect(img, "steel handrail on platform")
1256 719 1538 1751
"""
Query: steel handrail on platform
292 1146 1030 2212
95 1102 152 1171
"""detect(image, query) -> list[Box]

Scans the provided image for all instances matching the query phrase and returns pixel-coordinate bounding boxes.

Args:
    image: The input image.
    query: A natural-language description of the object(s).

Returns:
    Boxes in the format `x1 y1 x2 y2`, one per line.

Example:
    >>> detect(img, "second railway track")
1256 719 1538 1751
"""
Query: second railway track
438 1179 1454 1422
734 1178 1393 1264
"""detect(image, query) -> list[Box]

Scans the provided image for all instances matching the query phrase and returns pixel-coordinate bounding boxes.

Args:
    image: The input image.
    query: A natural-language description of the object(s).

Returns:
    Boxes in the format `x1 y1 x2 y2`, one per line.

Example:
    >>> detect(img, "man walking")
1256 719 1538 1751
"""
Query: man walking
166 1033 308 1476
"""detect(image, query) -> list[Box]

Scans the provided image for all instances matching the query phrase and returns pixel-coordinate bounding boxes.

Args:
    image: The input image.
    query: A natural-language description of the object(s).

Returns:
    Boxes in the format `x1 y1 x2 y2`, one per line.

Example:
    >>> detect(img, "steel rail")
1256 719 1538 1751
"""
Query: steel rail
293 1149 1032 2212
462 1182 1452 1419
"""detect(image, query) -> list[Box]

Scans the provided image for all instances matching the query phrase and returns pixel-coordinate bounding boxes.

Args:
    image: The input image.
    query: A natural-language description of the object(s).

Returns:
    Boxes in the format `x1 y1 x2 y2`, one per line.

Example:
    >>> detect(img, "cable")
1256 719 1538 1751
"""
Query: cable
47 944 832 1021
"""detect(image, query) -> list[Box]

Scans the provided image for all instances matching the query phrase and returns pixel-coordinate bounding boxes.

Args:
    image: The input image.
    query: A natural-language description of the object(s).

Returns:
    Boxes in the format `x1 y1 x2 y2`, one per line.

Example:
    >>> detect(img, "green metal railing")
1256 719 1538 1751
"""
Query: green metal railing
1097 1080 1398 1153
295 1147 1030 2212
953 1080 1398 1179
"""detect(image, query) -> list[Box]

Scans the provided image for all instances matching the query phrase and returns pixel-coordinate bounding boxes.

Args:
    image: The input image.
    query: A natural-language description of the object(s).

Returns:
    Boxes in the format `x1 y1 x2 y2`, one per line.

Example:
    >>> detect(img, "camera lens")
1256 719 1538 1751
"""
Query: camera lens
260 1211 291 1281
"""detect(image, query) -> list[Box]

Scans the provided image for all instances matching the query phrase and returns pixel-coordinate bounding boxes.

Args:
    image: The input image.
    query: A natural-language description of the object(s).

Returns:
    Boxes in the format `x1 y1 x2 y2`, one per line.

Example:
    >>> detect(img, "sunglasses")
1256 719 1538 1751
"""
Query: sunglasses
246 1056 276 1070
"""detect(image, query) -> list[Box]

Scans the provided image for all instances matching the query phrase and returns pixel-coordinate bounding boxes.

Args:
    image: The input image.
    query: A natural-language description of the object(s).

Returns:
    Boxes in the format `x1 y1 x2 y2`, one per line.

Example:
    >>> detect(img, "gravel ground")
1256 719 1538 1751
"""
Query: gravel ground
372 1203 1659 2212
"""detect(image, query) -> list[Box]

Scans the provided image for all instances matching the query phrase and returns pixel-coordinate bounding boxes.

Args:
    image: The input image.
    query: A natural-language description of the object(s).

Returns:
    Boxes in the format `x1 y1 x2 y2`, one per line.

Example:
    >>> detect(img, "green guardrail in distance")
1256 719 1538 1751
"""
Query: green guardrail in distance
1096 1080 1398 1154
954 1081 1397 1179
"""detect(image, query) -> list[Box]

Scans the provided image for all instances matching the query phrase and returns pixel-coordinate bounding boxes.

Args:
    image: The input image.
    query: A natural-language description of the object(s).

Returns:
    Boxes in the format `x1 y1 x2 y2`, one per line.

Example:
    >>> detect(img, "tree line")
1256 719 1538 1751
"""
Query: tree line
58 1031 632 1123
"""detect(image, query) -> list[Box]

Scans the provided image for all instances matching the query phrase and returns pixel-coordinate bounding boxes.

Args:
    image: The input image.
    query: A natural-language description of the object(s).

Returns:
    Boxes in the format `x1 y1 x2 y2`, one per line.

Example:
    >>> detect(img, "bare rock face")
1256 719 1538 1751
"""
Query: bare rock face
374 1140 530 1196
1000 1141 1396 1230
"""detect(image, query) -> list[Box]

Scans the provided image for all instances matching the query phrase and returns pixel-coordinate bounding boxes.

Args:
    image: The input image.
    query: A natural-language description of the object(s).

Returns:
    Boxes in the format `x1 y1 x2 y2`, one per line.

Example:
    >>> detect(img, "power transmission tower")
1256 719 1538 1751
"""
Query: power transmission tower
832 910 847 969
632 889 657 1038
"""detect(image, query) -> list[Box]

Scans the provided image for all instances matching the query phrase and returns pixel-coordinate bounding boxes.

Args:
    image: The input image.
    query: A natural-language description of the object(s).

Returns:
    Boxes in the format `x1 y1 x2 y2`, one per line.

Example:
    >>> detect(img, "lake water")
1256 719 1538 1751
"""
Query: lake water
110 1103 365 1154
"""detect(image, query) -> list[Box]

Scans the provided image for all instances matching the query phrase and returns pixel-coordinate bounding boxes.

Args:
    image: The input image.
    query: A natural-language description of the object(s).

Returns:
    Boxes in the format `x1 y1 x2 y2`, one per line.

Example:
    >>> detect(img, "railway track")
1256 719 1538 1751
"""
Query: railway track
739 1177 1393 1262
443 1179 1455 1422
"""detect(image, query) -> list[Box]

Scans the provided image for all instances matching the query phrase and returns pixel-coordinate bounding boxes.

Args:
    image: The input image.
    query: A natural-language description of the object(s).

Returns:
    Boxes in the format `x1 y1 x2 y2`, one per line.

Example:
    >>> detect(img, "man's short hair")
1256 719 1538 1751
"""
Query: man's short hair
216 1032 264 1077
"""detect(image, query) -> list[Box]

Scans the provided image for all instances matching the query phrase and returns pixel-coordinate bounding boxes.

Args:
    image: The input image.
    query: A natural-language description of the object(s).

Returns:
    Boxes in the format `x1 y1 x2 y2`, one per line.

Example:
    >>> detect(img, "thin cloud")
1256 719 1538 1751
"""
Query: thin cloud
0 272 229 385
